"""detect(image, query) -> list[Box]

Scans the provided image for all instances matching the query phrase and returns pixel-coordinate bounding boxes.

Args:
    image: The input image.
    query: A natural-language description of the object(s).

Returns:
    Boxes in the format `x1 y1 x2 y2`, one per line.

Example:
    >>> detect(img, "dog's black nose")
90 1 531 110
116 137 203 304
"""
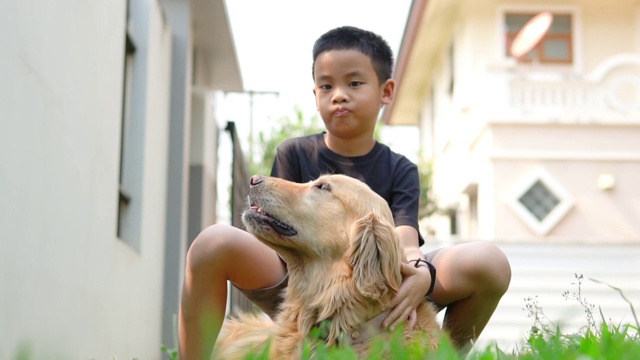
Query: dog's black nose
250 175 264 187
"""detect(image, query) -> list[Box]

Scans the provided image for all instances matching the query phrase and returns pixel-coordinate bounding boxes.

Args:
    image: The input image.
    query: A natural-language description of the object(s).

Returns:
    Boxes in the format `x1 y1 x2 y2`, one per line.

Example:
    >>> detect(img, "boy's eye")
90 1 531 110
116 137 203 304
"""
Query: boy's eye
349 81 363 87
319 84 332 91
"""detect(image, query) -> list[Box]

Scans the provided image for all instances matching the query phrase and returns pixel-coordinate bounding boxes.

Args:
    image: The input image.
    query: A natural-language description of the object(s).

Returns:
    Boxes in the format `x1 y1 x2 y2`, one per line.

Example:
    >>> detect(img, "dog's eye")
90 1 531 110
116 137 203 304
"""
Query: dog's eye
314 182 331 191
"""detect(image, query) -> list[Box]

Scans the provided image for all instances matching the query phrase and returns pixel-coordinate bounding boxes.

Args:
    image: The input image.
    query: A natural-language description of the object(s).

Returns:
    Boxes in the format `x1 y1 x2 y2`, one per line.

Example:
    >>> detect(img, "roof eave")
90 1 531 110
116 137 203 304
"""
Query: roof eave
383 0 464 126
192 0 243 92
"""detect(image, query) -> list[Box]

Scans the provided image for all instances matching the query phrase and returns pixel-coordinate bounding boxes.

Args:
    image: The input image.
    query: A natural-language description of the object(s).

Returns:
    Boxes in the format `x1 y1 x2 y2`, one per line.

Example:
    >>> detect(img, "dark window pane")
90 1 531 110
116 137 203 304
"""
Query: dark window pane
518 180 560 221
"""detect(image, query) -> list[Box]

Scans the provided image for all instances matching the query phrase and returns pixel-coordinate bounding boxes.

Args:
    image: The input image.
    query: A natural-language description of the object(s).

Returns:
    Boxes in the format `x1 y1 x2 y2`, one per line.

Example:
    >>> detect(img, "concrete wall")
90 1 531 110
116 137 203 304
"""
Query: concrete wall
0 1 173 358
490 124 640 242
580 0 640 70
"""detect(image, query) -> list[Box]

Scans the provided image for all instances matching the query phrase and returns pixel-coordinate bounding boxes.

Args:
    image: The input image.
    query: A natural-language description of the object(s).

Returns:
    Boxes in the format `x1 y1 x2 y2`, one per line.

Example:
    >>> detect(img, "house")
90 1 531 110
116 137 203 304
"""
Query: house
384 0 640 350
0 0 242 358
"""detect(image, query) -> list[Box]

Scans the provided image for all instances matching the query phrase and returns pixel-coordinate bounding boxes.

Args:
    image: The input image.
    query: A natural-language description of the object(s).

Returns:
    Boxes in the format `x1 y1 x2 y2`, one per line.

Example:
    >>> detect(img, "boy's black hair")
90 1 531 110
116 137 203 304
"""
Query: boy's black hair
312 26 394 84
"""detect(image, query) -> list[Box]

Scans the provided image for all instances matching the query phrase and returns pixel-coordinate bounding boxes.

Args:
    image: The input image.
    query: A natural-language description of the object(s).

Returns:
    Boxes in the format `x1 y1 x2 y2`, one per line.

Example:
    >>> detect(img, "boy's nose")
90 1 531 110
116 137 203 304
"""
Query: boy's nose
331 88 348 103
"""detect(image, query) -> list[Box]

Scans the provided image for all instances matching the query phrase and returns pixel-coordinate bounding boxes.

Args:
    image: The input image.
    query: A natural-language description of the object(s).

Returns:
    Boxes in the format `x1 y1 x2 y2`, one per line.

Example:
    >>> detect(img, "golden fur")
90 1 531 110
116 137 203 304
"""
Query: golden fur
213 174 442 359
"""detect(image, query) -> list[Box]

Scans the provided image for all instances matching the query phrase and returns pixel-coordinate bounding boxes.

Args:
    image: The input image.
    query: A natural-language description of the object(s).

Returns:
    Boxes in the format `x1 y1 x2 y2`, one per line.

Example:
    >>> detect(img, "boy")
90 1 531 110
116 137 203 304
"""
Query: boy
179 26 511 359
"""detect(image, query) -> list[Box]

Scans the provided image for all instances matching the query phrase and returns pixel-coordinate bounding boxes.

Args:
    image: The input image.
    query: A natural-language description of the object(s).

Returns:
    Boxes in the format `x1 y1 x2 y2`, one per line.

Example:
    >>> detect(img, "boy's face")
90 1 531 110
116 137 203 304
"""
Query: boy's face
312 49 394 139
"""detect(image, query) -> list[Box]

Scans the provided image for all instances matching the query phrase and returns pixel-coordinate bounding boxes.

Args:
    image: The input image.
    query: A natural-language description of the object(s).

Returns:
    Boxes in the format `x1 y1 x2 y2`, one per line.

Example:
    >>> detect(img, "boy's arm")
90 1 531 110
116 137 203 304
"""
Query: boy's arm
397 225 424 261
382 225 433 330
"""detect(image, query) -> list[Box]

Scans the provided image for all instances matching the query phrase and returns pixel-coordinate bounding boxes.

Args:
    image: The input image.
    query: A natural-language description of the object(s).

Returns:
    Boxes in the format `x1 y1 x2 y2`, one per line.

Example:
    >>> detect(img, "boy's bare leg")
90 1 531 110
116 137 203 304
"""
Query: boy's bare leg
178 224 287 360
426 242 511 353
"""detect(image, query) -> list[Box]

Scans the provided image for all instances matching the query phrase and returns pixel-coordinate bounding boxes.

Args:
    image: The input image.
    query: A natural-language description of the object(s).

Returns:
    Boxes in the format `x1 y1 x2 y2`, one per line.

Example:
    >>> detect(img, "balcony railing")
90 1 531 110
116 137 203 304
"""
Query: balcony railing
488 55 640 123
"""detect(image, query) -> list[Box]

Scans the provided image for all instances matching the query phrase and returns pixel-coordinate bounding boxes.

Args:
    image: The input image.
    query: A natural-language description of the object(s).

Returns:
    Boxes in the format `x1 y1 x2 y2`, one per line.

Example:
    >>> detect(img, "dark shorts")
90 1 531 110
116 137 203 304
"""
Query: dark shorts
236 273 288 319
237 249 445 318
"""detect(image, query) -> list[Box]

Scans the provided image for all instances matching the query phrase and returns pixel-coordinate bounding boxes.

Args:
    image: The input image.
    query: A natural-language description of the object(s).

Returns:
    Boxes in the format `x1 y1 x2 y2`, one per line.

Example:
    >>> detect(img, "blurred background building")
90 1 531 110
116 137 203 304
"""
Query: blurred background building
1 0 244 358
383 0 640 350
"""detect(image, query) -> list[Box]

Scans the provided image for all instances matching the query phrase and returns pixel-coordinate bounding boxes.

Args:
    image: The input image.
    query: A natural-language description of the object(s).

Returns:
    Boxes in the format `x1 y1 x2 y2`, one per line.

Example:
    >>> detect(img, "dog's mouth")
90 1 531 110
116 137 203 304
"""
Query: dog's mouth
248 205 298 237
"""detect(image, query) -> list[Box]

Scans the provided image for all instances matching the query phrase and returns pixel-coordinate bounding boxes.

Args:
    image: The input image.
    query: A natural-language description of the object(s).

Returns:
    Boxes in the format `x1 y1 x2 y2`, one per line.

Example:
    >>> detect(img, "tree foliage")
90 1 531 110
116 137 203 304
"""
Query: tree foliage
249 107 325 177
417 155 437 219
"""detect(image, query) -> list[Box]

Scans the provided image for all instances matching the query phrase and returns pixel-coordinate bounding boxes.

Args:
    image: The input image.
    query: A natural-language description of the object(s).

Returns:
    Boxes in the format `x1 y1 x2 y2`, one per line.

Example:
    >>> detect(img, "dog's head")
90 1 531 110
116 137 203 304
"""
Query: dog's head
242 174 403 298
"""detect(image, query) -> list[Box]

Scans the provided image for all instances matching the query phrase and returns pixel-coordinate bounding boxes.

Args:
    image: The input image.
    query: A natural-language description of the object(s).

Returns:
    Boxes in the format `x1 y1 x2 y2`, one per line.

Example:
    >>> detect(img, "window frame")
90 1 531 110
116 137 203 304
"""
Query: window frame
504 13 573 64
116 0 148 251
118 16 136 240
498 4 582 72
507 167 575 235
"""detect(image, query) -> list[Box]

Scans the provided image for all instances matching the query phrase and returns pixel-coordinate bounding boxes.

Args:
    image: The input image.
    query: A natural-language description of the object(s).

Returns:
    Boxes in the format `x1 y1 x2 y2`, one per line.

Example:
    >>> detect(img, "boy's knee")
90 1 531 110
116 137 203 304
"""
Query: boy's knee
477 242 511 293
456 242 510 295
186 224 233 272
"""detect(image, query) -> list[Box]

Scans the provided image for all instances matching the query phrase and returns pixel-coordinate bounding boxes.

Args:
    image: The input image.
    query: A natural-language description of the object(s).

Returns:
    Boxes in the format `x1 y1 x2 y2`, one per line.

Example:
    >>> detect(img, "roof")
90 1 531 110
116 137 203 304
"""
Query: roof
382 0 463 125
192 0 243 92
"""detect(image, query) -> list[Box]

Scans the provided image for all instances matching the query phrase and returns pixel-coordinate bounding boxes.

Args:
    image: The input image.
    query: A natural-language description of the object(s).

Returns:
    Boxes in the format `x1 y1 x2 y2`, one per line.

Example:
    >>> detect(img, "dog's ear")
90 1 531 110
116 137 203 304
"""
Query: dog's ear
346 212 403 301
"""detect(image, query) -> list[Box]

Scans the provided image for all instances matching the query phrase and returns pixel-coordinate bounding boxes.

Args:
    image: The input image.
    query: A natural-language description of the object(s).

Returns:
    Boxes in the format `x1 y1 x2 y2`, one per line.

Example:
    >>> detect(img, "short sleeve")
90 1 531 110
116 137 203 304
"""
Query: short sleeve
389 161 423 246
270 141 302 182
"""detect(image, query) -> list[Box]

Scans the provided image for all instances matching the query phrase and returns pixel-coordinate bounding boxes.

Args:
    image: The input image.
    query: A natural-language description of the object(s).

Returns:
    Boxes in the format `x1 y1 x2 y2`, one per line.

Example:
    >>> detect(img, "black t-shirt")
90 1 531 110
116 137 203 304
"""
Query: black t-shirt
270 132 424 246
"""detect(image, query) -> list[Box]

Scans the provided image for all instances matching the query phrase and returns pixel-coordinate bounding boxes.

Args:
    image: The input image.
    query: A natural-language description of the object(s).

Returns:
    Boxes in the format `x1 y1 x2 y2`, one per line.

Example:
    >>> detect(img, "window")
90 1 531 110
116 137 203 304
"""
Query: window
518 180 560 221
116 0 146 250
508 167 574 235
118 2 136 240
505 12 573 64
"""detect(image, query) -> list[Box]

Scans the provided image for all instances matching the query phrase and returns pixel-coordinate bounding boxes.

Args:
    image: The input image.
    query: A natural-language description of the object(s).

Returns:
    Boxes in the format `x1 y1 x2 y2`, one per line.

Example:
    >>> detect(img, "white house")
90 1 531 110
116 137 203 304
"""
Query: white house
384 0 640 350
0 0 242 358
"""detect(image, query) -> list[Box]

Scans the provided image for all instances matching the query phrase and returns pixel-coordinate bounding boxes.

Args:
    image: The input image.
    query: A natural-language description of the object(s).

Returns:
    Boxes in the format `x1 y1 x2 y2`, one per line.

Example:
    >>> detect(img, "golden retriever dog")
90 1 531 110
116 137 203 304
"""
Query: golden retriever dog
213 174 442 359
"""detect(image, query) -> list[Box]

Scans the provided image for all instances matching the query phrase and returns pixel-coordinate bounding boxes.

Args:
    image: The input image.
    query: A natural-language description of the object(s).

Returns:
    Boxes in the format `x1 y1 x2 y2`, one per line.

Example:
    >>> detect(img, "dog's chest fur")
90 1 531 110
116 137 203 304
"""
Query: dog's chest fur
266 265 393 358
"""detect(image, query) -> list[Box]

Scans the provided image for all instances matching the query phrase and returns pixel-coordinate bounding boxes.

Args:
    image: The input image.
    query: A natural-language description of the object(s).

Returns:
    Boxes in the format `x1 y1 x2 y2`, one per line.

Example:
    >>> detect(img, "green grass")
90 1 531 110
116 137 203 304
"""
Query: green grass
206 319 639 360
159 274 639 359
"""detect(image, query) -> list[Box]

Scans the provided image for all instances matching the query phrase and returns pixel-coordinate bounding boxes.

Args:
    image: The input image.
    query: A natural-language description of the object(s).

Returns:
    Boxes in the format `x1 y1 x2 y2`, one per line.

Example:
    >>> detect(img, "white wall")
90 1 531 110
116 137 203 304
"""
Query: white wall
0 1 173 359
490 124 640 241
424 0 640 242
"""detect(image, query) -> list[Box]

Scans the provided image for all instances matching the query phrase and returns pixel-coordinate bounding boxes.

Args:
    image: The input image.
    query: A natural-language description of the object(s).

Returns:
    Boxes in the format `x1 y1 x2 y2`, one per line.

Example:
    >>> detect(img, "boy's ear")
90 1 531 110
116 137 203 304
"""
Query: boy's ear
381 79 395 105
312 88 319 110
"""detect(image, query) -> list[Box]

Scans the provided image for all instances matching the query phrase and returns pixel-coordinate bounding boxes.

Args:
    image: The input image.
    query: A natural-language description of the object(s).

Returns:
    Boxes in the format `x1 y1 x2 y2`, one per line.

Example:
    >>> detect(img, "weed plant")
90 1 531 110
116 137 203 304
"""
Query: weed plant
158 274 638 359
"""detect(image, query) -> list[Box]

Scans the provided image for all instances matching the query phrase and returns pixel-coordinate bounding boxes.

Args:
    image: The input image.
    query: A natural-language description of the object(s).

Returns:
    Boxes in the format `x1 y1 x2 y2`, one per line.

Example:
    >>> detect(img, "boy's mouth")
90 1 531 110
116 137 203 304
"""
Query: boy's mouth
334 108 350 116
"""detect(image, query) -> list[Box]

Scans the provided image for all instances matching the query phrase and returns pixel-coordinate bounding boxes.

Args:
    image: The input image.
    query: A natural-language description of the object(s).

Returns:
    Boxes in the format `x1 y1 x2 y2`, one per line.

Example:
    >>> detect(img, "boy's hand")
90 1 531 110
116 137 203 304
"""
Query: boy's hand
382 262 432 331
